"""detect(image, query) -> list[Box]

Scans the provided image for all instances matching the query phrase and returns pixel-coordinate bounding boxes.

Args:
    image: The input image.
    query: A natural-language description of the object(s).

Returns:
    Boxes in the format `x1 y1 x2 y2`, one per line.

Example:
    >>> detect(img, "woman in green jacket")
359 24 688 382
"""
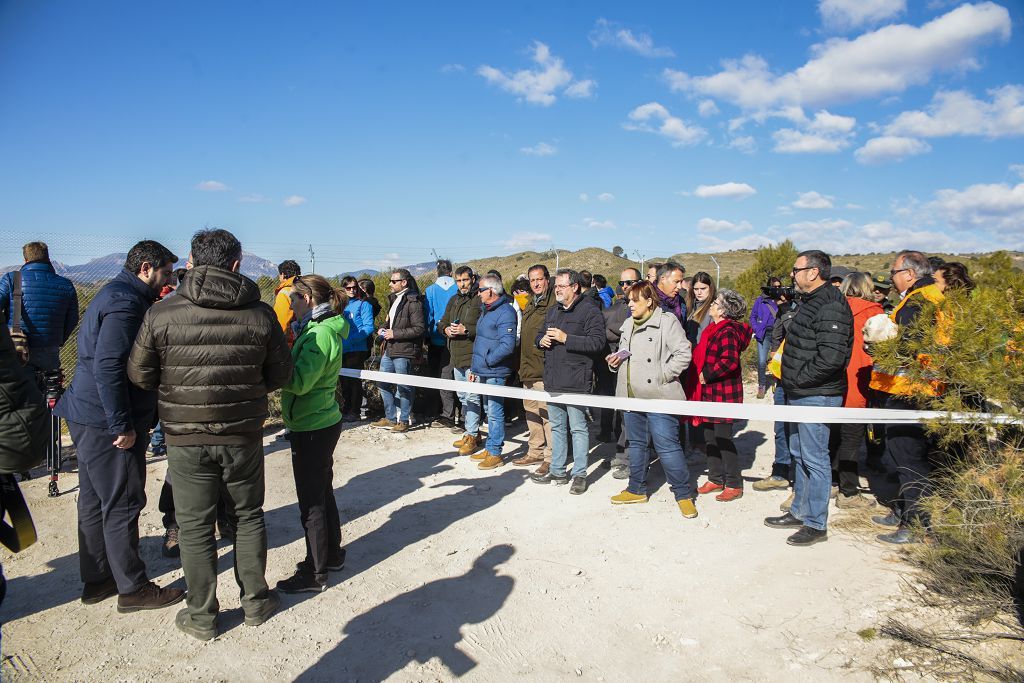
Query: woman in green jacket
276 275 350 594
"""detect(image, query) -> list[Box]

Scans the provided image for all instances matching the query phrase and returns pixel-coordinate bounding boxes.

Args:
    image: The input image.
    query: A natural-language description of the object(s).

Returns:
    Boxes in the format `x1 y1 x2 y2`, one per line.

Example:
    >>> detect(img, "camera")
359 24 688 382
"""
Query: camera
762 285 797 300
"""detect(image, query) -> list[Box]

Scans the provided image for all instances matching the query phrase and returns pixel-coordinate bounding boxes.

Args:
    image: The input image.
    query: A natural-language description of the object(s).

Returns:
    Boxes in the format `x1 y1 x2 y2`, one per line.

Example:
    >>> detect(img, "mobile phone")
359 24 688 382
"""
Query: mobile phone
612 349 632 361
452 319 460 325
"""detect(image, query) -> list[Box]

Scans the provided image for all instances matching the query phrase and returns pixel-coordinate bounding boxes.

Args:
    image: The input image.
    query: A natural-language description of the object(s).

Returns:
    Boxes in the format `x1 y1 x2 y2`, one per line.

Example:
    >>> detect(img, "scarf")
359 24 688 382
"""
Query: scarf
655 287 683 324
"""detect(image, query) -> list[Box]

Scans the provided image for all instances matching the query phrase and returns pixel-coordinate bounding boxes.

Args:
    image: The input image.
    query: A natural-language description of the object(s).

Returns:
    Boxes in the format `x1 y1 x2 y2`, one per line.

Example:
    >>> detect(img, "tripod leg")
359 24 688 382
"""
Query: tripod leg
47 415 60 497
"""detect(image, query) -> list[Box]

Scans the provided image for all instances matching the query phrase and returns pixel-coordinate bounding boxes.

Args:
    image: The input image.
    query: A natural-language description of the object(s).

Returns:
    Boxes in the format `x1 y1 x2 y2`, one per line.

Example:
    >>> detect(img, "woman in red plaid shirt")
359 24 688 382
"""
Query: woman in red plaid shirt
691 289 753 502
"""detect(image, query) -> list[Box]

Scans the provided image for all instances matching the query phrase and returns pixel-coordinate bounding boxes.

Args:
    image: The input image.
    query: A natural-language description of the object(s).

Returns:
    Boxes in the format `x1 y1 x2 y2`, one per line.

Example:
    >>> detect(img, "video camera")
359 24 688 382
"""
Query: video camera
761 285 797 300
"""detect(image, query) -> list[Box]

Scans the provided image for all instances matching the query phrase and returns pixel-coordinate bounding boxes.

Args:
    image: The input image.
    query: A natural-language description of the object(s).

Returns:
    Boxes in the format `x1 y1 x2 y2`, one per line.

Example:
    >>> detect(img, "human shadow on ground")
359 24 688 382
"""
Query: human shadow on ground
295 544 515 682
0 551 82 623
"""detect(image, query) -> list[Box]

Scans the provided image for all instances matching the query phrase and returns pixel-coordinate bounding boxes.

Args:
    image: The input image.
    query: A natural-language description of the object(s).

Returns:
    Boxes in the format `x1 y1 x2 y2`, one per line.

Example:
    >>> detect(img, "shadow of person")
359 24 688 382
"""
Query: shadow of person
734 427 767 471
0 551 81 623
341 470 525 583
296 545 515 682
331 452 456 527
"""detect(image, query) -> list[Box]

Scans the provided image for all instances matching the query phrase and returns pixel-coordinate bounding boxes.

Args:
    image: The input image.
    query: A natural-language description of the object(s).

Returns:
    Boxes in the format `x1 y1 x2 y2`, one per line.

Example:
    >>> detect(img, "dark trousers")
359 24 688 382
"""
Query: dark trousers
290 421 344 577
883 395 934 525
703 422 741 489
68 420 150 594
159 473 232 532
829 422 865 497
340 350 369 416
425 344 456 419
594 363 619 439
168 440 270 630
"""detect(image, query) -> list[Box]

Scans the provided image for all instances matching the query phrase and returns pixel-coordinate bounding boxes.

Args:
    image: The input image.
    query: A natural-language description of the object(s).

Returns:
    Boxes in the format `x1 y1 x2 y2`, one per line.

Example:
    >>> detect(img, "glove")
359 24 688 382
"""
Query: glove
9 330 30 365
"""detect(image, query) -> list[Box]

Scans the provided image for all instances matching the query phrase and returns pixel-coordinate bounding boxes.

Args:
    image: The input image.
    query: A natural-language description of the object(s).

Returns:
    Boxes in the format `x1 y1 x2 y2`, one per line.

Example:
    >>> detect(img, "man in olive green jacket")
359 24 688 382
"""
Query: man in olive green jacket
439 267 482 453
513 264 555 472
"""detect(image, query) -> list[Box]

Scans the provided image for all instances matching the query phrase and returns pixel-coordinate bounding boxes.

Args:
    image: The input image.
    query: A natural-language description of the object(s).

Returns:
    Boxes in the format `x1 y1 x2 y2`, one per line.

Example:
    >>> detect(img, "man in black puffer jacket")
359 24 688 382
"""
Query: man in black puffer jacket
765 250 852 547
128 229 292 641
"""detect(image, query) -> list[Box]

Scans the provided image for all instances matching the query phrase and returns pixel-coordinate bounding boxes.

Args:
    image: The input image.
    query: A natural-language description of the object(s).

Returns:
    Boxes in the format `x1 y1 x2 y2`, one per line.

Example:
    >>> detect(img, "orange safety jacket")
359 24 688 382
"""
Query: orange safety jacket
869 282 947 397
274 276 297 348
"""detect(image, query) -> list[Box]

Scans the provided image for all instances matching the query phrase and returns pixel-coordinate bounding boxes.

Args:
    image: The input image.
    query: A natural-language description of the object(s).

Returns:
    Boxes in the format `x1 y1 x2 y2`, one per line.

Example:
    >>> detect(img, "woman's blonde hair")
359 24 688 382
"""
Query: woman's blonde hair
292 274 348 314
840 272 874 300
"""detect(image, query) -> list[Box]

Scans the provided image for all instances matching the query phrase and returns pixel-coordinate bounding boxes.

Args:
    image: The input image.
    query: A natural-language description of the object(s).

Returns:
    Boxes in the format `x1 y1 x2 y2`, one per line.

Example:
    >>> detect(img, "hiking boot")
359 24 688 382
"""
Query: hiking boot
872 511 901 528
830 485 839 499
696 481 725 495
780 491 795 512
470 448 489 461
715 487 743 502
326 548 346 572
162 527 180 558
569 476 588 495
244 590 281 627
752 475 789 492
81 577 118 605
764 512 803 529
175 608 216 641
432 416 457 430
787 526 828 546
391 422 410 433
612 464 629 480
533 462 550 477
342 413 361 423
611 490 648 505
513 454 544 467
531 469 568 485
877 527 917 545
453 434 469 448
678 499 698 519
370 418 396 429
478 454 503 470
596 432 613 443
836 493 875 510
276 569 327 594
116 582 186 613
458 435 481 456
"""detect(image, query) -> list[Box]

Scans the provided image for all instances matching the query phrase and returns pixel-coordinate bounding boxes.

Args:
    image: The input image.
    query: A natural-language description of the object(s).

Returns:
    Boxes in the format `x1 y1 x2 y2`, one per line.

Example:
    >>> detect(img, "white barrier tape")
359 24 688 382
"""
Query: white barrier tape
340 368 1019 426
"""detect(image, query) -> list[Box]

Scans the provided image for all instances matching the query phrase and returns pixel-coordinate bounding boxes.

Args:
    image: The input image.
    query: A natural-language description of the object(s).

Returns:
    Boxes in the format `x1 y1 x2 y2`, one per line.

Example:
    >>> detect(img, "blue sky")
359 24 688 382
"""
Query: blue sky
1 1 1023 272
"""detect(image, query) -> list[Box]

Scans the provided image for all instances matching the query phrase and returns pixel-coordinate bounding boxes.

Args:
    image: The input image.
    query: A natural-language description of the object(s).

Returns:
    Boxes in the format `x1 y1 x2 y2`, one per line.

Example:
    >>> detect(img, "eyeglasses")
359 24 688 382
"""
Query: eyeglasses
390 279 405 284
791 266 815 275
889 268 910 278
343 285 358 291
619 279 638 287
554 283 572 290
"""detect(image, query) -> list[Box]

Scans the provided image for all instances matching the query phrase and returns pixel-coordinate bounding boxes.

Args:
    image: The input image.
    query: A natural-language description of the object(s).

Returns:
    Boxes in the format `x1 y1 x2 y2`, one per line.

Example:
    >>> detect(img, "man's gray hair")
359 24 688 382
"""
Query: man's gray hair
555 268 584 290
895 250 932 278
715 289 747 321
657 261 685 281
478 274 504 294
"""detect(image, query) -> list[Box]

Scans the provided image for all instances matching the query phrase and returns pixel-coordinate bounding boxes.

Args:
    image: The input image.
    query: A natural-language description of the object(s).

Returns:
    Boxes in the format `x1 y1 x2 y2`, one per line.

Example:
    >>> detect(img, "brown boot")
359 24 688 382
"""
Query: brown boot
533 462 550 477
513 454 544 467
458 435 481 456
470 448 489 461
116 581 186 613
453 434 468 448
478 454 503 469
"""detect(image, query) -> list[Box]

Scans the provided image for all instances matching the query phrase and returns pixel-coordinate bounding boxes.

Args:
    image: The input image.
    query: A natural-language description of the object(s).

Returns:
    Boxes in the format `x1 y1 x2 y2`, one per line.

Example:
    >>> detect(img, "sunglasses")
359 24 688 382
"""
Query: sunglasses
791 266 815 275
619 279 638 287
390 279 405 284
889 268 910 278
343 285 358 291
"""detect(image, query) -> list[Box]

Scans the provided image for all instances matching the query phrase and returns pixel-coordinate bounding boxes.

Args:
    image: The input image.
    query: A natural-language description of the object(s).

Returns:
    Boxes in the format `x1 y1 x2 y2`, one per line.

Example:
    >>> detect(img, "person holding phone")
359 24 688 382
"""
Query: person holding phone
606 280 696 518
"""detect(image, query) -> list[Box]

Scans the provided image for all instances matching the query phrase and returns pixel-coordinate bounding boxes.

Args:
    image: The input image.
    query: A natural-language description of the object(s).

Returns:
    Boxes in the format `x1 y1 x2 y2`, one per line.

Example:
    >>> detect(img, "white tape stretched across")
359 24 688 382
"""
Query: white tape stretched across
340 369 1018 426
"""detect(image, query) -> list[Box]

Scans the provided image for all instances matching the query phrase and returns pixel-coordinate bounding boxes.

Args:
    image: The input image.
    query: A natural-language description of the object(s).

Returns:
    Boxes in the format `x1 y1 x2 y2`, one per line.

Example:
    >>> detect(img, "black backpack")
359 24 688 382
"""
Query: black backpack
0 315 49 474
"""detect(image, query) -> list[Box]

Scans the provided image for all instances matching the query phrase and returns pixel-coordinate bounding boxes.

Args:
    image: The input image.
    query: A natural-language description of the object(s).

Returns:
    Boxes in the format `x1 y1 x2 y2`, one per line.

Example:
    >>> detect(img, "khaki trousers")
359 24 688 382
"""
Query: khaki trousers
522 380 553 463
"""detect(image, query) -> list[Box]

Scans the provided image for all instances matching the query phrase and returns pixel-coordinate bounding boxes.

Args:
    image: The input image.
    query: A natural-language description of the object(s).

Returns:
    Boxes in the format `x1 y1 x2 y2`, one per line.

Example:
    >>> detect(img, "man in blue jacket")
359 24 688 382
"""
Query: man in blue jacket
54 240 185 612
424 259 459 427
466 274 517 471
0 242 79 372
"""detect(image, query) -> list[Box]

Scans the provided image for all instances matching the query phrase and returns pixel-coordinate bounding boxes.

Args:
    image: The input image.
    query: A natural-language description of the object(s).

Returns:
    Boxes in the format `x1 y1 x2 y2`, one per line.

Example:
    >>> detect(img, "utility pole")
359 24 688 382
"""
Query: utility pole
709 254 720 289
633 250 646 276
549 245 560 272
308 244 316 273
430 248 440 262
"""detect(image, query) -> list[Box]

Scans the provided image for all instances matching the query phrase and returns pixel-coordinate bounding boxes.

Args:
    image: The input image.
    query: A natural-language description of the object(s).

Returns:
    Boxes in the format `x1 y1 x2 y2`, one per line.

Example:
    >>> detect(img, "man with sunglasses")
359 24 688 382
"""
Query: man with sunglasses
371 269 426 432
600 268 642 477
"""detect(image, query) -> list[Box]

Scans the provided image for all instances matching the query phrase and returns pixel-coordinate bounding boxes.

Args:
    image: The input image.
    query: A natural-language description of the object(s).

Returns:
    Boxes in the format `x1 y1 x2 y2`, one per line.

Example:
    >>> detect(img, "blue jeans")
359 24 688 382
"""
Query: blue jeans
379 355 414 423
786 394 842 530
480 377 506 455
453 367 481 436
623 411 694 501
548 403 590 478
772 385 793 481
756 338 771 389
150 421 165 450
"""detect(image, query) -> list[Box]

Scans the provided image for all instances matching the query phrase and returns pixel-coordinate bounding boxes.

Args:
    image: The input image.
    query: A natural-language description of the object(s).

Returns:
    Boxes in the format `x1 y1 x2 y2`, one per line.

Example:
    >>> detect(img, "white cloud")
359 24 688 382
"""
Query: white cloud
693 182 757 199
623 102 706 147
283 195 307 207
884 85 1024 139
793 191 835 209
854 136 932 164
845 203 866 210
663 3 1010 109
478 42 594 106
440 63 466 74
728 136 757 154
579 193 590 202
1012 164 1024 180
772 109 856 153
520 142 558 157
588 18 674 58
784 217 964 252
698 99 720 117
697 218 754 233
773 128 849 153
699 233 779 251
500 231 552 250
578 217 617 231
238 193 270 203
929 181 1024 234
195 180 229 192
597 192 615 202
819 0 906 32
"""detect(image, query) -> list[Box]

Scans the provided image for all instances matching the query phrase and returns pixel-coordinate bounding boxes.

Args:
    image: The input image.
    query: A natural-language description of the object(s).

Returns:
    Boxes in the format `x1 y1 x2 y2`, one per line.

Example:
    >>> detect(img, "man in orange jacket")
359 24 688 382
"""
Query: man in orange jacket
868 250 945 545
274 260 302 347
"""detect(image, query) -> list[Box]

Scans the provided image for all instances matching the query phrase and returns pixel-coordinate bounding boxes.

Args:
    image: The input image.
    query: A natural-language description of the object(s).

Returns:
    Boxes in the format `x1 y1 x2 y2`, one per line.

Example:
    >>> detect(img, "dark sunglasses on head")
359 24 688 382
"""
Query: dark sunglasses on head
619 279 638 287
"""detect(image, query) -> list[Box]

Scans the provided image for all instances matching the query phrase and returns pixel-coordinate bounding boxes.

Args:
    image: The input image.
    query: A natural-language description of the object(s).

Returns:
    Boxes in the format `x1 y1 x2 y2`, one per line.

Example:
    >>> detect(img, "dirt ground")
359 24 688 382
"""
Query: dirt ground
1 388 925 682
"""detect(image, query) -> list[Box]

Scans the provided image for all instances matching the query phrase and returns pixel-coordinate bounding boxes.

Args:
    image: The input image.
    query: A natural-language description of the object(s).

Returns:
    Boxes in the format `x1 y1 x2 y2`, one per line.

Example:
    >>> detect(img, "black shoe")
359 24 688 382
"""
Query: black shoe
530 471 569 485
432 416 457 429
175 608 217 641
872 511 900 528
276 570 327 594
297 548 346 574
162 527 180 558
569 476 588 495
81 577 118 605
600 459 612 470
764 512 803 529
877 527 917 545
244 590 281 627
612 464 629 480
596 432 613 443
116 581 187 613
786 526 828 546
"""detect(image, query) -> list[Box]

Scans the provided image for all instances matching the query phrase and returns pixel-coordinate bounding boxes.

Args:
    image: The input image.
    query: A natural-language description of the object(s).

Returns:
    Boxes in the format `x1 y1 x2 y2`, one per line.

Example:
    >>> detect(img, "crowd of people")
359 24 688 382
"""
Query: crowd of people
0 232 974 640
